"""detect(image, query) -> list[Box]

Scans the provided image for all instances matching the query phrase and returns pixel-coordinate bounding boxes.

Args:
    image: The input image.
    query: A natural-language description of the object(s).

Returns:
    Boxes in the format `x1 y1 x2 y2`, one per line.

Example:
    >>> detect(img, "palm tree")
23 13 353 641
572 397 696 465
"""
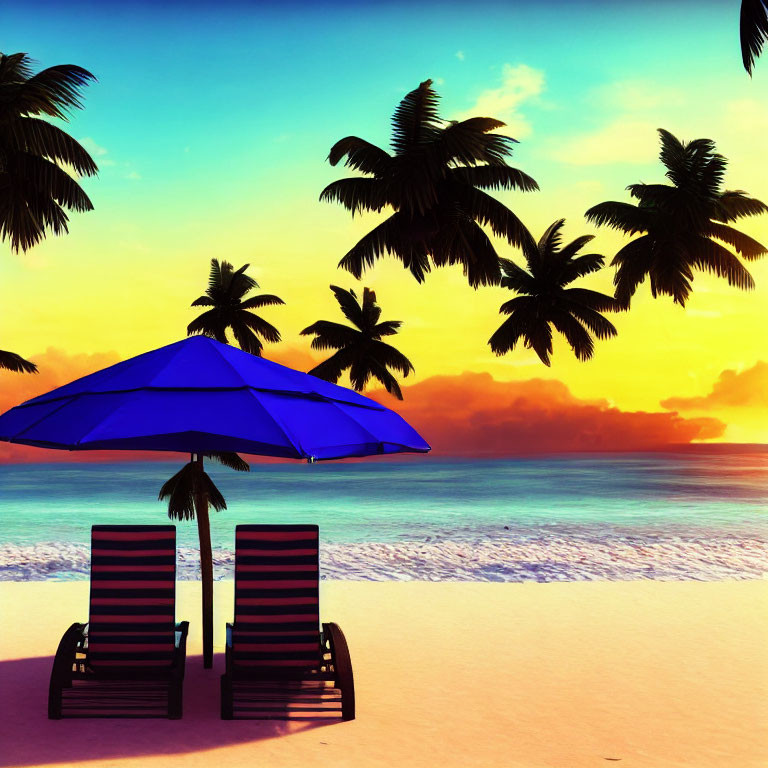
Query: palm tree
0 348 37 373
489 219 621 366
301 285 414 398
585 129 767 308
187 258 284 355
741 0 768 75
321 79 538 288
0 52 98 252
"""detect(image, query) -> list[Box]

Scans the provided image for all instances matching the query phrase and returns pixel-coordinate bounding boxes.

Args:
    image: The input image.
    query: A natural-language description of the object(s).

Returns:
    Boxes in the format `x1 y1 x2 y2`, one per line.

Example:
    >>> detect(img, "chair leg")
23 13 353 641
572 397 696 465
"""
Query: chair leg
221 674 234 719
168 678 183 719
48 682 63 720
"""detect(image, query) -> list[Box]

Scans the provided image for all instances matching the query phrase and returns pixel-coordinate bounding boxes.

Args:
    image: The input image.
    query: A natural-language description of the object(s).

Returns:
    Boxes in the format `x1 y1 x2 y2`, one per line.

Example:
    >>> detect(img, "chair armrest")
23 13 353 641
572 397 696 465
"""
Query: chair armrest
322 622 355 719
49 623 86 718
225 622 233 675
171 621 189 679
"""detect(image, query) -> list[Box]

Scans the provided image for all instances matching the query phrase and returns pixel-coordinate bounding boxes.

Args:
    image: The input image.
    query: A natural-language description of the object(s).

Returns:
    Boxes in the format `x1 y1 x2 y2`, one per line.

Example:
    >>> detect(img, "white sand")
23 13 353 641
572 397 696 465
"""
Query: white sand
1 580 767 768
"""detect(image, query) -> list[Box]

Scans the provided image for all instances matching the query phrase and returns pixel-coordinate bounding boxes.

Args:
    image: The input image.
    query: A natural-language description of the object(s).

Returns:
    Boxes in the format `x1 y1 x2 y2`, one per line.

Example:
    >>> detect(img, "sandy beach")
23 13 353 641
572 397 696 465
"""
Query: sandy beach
1 580 767 768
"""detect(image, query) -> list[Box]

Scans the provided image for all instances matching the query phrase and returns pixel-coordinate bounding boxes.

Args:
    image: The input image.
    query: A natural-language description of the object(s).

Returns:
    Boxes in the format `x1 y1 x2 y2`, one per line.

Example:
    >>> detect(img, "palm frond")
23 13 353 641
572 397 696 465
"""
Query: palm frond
308 349 355 383
3 118 98 175
488 313 529 356
206 451 250 472
329 285 364 327
370 340 415 377
190 295 215 307
319 177 389 215
564 302 619 340
390 79 442 155
300 320 360 350
239 294 285 309
742 0 768 75
499 258 536 293
610 236 654 308
459 186 537 251
373 319 402 337
187 310 229 343
9 60 97 119
449 165 538 193
550 311 594 362
559 252 606 282
365 359 404 399
229 320 264 356
690 237 756 291
360 287 382 328
562 287 623 314
238 311 281 344
585 201 650 235
159 461 227 521
337 212 431 282
0 348 38 373
706 221 768 259
327 136 392 175
714 190 768 221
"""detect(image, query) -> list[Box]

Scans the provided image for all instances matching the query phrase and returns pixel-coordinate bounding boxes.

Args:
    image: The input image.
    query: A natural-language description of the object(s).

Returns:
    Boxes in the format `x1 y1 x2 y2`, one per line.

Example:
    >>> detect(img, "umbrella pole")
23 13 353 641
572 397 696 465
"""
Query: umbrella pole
193 453 214 669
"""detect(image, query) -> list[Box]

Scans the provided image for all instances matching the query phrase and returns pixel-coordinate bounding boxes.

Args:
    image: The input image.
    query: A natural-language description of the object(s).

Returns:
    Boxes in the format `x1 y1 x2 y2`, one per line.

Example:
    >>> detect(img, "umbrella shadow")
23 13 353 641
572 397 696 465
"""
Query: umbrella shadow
0 653 335 767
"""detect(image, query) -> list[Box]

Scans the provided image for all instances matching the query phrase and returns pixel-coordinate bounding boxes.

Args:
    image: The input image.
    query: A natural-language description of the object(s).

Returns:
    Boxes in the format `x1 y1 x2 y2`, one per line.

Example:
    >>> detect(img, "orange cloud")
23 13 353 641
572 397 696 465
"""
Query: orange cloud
661 361 768 411
371 372 725 455
263 345 320 372
0 350 726 463
0 347 178 464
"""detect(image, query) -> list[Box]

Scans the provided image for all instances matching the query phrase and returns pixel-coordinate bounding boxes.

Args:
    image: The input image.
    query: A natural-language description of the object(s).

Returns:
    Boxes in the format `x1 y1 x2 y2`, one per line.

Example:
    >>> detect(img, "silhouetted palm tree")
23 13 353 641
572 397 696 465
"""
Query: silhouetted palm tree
585 129 767 308
0 348 37 373
741 0 768 74
489 219 621 366
187 258 284 355
321 79 538 288
301 286 414 398
0 52 98 252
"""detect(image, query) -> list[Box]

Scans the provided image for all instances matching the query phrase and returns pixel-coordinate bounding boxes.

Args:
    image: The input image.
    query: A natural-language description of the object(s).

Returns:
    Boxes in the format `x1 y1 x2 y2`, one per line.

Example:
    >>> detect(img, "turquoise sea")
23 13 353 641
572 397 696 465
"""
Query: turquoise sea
1 451 766 581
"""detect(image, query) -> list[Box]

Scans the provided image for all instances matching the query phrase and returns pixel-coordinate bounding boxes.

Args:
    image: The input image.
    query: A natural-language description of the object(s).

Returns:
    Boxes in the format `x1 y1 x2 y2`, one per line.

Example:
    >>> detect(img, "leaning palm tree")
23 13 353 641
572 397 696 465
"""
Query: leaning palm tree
321 79 538 288
489 219 621 366
741 0 768 75
301 286 414 399
187 258 284 355
585 129 767 308
0 348 37 373
0 52 98 252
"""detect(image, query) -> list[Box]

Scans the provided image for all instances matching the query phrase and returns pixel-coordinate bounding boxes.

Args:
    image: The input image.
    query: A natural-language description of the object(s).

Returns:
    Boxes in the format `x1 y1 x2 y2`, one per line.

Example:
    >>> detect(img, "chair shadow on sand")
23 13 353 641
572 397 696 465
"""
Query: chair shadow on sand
0 653 334 768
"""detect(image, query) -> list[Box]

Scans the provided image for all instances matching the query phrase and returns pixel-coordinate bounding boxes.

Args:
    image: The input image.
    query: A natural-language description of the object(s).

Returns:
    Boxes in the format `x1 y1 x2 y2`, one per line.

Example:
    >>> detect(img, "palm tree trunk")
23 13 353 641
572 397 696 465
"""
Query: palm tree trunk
193 454 214 668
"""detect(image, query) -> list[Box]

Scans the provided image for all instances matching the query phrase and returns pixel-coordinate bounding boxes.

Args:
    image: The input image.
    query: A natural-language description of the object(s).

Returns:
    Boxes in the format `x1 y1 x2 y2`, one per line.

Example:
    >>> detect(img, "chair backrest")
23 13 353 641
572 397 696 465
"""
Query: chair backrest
88 525 177 669
233 524 321 671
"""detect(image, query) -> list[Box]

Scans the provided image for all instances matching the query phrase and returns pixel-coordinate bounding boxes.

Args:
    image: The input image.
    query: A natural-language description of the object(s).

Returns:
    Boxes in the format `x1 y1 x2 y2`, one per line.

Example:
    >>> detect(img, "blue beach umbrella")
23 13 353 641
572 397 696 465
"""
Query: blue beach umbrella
0 335 430 665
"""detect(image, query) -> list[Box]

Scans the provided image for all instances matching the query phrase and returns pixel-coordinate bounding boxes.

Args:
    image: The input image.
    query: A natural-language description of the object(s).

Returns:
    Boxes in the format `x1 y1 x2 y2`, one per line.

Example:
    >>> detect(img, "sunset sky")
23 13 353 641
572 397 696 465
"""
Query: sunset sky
2 0 767 460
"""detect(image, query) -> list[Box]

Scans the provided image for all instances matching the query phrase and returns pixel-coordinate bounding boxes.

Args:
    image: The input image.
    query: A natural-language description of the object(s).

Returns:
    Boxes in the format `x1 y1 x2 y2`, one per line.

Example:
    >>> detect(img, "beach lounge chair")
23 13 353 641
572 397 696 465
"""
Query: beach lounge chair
220 524 355 720
48 525 189 719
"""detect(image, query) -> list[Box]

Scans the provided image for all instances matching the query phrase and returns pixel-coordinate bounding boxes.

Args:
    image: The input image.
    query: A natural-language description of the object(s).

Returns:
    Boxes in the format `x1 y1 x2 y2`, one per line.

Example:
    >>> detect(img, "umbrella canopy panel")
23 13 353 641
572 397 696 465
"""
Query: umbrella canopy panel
0 336 430 460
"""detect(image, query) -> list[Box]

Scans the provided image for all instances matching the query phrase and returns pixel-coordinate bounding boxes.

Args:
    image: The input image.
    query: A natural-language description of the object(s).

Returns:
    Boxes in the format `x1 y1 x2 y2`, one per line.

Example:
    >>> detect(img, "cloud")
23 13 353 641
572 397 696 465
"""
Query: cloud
457 63 545 139
78 137 115 166
125 170 141 180
263 345 320 372
455 50 465 61
661 361 768 411
0 347 134 463
370 372 724 455
0 354 727 463
551 118 658 166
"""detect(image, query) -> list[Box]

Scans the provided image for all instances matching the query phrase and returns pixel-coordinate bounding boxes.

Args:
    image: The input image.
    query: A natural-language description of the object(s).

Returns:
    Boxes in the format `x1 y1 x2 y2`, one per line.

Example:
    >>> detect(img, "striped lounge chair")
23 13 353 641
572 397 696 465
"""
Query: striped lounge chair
220 524 355 720
48 525 190 719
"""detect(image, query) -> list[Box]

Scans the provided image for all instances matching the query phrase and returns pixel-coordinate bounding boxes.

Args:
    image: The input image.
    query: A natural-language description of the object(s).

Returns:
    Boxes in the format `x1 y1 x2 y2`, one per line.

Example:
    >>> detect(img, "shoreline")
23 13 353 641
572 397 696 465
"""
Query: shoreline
3 534 767 582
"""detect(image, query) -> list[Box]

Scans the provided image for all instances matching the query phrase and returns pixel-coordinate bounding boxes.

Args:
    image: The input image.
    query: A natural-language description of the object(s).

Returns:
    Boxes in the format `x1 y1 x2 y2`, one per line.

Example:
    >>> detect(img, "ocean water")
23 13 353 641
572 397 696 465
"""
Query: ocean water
1 452 766 582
